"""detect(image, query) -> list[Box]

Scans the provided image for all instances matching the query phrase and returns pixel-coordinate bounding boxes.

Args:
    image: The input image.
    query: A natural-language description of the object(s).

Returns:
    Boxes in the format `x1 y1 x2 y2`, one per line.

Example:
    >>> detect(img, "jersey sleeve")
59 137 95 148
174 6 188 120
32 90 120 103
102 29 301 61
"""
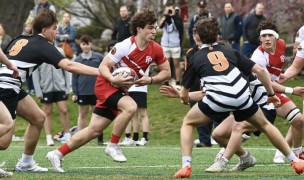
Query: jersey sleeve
108 39 130 63
250 48 267 68
154 43 167 65
296 41 304 58
41 43 65 68
235 51 256 75
295 26 304 43
182 55 196 89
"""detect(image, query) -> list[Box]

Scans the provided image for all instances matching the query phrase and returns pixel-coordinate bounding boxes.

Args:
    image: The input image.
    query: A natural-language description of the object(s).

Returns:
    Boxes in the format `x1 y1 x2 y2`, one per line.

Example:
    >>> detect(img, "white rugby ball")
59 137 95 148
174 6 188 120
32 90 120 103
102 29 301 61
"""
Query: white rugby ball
111 67 138 89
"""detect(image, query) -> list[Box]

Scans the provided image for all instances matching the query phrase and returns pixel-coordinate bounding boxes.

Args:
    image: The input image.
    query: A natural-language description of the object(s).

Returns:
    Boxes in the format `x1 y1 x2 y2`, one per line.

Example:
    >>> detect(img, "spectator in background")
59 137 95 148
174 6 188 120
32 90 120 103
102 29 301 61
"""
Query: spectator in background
27 0 56 22
160 2 184 86
188 0 212 46
56 13 77 57
72 35 104 145
22 23 33 36
242 3 266 57
74 34 82 56
292 25 304 56
111 5 131 42
35 0 56 14
221 2 242 51
0 24 12 51
32 47 72 146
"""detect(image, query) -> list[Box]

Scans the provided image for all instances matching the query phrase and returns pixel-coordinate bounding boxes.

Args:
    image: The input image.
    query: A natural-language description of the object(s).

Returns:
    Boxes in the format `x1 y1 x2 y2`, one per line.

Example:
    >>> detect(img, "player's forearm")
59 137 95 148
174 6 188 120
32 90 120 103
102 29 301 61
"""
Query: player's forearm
253 65 275 95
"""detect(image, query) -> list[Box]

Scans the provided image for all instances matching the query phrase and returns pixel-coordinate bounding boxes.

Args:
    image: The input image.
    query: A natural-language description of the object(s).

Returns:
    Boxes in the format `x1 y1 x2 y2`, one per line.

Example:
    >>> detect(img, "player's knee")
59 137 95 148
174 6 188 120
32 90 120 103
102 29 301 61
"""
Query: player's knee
231 123 245 134
124 103 137 115
32 110 46 127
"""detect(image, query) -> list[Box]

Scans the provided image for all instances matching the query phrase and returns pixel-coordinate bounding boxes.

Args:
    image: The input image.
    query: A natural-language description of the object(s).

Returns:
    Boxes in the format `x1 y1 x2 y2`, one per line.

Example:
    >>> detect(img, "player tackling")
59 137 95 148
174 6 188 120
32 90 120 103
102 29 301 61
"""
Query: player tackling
46 9 170 172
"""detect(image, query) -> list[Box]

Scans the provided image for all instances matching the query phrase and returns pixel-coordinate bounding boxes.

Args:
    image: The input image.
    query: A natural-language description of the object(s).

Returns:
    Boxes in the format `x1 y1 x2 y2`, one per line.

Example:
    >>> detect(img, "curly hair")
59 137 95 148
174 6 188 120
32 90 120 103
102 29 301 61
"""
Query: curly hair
194 17 219 44
256 18 279 35
130 9 157 36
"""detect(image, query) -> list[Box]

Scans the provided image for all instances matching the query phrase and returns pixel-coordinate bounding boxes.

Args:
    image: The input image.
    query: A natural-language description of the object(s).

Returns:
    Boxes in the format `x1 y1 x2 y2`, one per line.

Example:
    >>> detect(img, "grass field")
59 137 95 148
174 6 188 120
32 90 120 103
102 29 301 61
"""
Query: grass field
6 77 304 179
3 143 304 179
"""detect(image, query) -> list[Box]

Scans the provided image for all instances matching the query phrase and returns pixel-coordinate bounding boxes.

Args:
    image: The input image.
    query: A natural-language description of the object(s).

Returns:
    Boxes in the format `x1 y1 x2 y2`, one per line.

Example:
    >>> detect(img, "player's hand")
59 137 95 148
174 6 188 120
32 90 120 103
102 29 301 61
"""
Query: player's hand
291 87 304 96
159 85 180 98
111 71 134 88
7 63 19 78
267 95 281 108
134 70 151 86
278 73 287 83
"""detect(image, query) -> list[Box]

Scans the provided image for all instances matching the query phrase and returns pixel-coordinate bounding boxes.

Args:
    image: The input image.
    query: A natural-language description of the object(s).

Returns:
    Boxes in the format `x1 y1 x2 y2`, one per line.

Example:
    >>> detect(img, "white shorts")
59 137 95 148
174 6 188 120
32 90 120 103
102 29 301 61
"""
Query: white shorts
162 46 181 59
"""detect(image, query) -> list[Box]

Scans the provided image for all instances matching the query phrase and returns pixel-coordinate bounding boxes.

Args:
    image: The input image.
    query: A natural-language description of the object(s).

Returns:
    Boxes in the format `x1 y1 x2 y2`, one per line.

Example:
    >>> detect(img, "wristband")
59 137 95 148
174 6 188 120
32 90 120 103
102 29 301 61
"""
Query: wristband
267 93 275 97
284 87 294 94
150 77 153 85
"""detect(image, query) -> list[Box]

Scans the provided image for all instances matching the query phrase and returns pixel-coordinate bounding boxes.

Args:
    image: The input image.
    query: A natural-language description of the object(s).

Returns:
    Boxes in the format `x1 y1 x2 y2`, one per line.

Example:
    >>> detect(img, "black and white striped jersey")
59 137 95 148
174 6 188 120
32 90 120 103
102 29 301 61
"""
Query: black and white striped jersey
182 44 256 112
248 74 274 110
1 35 64 93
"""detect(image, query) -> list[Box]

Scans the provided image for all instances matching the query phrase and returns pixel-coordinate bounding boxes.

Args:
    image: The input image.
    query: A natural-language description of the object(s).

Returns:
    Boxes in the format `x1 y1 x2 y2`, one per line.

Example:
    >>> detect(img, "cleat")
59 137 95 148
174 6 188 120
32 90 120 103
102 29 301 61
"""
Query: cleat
297 151 304 160
0 168 13 178
119 137 136 146
46 136 54 146
291 160 304 175
46 151 64 173
273 150 285 163
105 143 127 162
173 166 192 178
57 133 71 143
231 151 256 171
205 157 228 172
15 159 48 172
136 138 148 146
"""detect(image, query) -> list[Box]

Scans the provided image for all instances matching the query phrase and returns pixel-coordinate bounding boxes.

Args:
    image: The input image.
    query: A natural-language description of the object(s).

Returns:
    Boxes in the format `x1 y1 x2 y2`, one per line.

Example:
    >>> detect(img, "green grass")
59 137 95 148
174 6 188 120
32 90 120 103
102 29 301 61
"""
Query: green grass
7 77 304 179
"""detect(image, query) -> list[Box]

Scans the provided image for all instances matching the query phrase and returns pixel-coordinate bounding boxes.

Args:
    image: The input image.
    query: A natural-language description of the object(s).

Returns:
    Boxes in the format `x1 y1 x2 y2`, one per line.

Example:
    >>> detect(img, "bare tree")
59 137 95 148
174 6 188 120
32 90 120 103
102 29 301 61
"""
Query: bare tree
0 0 35 38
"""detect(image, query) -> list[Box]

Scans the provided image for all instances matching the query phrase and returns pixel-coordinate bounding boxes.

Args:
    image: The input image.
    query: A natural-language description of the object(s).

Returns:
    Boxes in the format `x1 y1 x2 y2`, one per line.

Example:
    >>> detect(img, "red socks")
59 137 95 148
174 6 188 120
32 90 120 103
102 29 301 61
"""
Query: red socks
58 143 72 156
110 134 120 144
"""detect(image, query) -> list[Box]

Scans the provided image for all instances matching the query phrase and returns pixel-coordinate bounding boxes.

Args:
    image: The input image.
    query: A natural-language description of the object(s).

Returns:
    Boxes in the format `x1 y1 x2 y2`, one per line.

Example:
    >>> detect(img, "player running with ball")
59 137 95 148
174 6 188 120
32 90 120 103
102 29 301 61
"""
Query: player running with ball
47 9 170 172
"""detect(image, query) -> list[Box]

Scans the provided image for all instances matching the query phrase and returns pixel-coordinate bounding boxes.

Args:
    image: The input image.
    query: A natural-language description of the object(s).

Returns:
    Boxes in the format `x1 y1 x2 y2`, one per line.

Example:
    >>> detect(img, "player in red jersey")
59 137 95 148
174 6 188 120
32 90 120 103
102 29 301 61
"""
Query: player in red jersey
250 19 304 164
47 9 170 172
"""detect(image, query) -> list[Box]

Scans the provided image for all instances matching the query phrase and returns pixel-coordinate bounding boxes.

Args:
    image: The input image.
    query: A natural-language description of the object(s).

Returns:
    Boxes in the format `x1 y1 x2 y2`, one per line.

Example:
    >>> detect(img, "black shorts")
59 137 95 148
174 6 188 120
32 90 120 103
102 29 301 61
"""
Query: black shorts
40 91 68 104
0 88 19 119
128 92 147 108
77 95 97 105
253 108 276 136
93 90 125 121
198 100 259 124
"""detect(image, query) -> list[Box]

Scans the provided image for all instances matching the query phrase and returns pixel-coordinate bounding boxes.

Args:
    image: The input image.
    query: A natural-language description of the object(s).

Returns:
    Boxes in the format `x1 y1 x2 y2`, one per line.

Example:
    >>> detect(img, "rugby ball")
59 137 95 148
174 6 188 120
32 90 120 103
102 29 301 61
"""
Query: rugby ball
111 67 138 89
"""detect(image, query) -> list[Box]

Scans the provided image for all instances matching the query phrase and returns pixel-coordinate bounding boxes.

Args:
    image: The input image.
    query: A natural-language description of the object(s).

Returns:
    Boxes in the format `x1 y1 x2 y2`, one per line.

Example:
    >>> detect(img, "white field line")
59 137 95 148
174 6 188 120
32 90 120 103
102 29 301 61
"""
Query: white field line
77 163 289 169
7 145 278 151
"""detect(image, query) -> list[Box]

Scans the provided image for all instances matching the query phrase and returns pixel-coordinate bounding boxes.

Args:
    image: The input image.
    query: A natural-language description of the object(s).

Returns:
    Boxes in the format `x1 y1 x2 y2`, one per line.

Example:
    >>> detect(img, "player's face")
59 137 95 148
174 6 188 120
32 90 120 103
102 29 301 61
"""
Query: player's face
140 23 157 42
260 34 276 51
80 42 92 53
43 24 58 42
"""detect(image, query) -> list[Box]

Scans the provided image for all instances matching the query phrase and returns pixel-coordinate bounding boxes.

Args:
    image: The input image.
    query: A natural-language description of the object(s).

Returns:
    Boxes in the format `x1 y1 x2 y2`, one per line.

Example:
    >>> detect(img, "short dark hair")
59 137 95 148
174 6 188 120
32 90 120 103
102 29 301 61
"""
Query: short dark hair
130 9 157 36
195 17 219 44
80 35 92 44
32 9 58 35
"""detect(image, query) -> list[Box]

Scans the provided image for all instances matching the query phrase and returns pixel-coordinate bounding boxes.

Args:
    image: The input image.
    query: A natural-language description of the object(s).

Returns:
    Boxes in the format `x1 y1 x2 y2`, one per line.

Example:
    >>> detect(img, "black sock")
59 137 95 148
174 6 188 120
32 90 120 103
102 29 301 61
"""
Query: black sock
133 132 139 141
143 132 148 141
125 133 131 138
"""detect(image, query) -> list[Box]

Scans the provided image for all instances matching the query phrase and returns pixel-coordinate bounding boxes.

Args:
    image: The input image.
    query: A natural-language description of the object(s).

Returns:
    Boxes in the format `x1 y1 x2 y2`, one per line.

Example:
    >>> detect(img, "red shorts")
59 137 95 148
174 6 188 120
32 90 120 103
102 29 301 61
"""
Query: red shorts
275 93 291 105
94 75 119 108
